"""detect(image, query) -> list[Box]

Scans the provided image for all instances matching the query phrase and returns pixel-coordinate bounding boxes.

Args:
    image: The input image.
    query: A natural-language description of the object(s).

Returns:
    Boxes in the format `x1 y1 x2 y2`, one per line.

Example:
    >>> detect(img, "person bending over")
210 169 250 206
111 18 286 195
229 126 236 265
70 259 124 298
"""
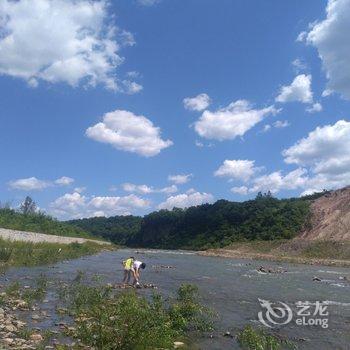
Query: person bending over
132 260 146 287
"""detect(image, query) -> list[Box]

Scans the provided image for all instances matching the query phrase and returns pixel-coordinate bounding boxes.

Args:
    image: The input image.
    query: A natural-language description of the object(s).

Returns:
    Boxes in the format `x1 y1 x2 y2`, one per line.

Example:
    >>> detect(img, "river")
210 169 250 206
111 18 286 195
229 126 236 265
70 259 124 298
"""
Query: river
1 249 350 349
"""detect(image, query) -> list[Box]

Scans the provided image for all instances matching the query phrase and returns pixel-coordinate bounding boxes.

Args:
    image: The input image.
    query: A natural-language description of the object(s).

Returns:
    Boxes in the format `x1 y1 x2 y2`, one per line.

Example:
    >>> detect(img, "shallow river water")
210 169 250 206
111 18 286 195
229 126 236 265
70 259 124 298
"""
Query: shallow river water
1 249 350 349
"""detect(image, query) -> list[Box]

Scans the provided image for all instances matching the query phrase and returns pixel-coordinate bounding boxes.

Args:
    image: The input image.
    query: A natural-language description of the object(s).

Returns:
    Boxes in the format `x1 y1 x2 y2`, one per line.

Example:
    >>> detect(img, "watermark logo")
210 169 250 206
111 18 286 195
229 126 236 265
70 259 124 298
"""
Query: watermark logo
258 299 293 328
258 299 329 329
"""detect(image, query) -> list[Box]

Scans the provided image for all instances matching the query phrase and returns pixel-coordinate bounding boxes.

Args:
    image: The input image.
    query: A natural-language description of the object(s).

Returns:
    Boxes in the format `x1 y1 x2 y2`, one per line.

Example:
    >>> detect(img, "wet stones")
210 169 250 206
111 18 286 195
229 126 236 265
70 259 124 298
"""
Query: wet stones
257 266 287 274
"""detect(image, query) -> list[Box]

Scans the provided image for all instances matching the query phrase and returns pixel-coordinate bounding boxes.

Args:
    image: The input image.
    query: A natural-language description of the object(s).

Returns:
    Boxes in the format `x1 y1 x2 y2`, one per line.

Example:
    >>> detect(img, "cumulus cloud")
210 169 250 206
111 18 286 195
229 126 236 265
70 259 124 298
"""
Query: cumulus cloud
306 102 323 113
283 120 350 167
262 120 290 132
214 160 259 182
157 191 214 210
121 80 143 94
183 93 211 112
122 183 177 194
282 120 350 191
137 0 161 5
302 0 350 99
223 121 350 196
194 100 278 141
9 176 74 191
0 0 135 90
50 192 150 219
86 110 173 157
273 120 290 128
248 168 308 194
275 74 313 104
168 174 193 184
292 58 307 73
8 177 51 191
231 186 249 195
55 176 75 186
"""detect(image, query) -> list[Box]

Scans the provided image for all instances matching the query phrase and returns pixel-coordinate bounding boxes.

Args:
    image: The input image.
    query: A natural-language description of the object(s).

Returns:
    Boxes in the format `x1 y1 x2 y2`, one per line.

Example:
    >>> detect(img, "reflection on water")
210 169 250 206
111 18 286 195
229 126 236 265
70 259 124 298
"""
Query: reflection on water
1 249 350 349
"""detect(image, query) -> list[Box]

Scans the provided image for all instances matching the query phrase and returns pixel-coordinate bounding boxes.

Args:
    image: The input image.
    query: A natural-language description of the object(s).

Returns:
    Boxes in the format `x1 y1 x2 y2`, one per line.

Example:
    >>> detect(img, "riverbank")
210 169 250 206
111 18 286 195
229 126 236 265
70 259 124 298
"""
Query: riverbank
199 239 350 267
0 238 113 268
0 227 110 245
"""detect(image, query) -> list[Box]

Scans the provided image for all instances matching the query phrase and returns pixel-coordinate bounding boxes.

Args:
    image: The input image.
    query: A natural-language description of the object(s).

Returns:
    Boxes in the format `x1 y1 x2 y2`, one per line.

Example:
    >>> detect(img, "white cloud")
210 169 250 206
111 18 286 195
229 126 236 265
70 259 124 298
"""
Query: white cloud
9 176 74 191
276 74 313 104
263 120 290 132
292 58 307 73
55 176 74 186
282 120 350 191
322 89 333 97
231 186 248 195
306 102 323 113
0 0 133 90
183 93 211 111
303 0 350 99
50 192 87 218
74 187 86 194
214 160 259 182
157 191 214 210
283 120 350 167
226 121 350 196
273 120 290 128
121 80 143 94
86 109 173 157
137 0 160 5
194 100 278 141
249 168 308 194
126 71 140 79
262 124 272 132
122 183 178 194
50 192 150 219
168 174 193 184
8 177 51 191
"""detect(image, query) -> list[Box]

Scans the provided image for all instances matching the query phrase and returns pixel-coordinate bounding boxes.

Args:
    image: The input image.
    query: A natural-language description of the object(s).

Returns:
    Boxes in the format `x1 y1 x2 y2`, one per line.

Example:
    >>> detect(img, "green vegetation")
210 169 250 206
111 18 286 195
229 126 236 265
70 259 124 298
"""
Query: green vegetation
129 194 310 249
71 193 310 250
210 239 350 265
237 325 296 350
0 207 90 238
59 281 213 350
0 238 107 267
292 240 350 260
68 215 141 245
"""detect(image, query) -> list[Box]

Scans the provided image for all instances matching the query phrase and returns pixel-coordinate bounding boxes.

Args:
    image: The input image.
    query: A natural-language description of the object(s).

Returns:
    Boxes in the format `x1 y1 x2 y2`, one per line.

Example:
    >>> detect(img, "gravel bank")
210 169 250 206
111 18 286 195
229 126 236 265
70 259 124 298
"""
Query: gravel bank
0 227 110 245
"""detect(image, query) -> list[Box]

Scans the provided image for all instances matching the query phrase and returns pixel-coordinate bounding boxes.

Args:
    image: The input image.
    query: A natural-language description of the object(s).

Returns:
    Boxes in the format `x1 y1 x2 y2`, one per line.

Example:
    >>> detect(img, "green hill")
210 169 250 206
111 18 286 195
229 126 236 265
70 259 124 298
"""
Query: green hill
70 193 311 250
68 215 141 245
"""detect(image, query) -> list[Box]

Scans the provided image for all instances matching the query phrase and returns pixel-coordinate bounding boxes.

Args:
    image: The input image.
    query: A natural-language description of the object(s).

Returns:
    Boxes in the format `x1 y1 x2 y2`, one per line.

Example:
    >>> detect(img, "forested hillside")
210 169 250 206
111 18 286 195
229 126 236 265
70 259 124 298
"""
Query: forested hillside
68 215 142 245
70 193 311 250
128 194 310 249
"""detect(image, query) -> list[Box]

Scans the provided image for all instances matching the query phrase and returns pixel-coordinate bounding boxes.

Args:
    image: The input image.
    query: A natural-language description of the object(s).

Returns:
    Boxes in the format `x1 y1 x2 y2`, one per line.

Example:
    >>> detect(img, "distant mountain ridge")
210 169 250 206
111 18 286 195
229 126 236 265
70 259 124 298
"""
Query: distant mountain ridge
69 187 350 249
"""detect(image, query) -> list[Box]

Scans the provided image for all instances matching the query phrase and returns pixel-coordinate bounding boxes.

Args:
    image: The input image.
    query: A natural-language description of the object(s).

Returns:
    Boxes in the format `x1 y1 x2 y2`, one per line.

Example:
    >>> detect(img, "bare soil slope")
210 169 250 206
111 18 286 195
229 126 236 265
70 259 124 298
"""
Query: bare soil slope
300 186 350 240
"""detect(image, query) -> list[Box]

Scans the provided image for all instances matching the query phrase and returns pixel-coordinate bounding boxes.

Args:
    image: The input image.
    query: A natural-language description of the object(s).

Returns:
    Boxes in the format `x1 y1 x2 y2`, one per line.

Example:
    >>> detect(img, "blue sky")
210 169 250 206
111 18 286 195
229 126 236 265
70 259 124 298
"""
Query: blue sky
1 0 350 219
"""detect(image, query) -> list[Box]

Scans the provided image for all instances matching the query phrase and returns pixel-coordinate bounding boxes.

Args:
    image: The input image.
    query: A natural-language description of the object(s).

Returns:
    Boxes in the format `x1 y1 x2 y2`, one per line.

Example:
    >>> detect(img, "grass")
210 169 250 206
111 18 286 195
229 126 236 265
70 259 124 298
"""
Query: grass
237 325 296 350
0 238 111 267
59 280 214 350
0 208 92 238
210 239 350 265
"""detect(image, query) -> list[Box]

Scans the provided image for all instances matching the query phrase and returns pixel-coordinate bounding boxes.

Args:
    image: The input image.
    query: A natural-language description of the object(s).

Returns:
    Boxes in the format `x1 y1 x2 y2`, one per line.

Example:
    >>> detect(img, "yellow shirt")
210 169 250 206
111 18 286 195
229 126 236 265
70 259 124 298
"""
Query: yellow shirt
124 258 133 270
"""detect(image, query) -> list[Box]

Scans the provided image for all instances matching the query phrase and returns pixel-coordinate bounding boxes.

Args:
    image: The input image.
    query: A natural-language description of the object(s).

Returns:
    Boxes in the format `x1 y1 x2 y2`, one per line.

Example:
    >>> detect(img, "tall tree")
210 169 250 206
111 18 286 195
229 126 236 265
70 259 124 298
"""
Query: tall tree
20 196 37 215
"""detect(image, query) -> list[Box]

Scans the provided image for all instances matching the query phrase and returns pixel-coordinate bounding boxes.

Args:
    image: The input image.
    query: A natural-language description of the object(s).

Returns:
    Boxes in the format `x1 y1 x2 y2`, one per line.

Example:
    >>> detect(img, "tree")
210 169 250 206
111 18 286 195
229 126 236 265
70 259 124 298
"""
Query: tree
20 196 37 215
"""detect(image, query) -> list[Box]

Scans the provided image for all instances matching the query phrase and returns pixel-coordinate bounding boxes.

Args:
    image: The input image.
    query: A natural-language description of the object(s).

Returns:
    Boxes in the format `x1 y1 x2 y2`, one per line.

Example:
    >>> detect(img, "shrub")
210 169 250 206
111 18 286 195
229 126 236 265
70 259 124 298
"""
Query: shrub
237 325 296 350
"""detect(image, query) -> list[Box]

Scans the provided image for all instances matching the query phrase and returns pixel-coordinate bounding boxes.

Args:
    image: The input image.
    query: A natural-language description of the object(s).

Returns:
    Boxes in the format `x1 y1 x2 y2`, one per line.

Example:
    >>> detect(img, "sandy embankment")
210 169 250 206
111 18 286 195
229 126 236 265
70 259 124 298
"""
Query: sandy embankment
199 249 350 267
0 227 110 245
